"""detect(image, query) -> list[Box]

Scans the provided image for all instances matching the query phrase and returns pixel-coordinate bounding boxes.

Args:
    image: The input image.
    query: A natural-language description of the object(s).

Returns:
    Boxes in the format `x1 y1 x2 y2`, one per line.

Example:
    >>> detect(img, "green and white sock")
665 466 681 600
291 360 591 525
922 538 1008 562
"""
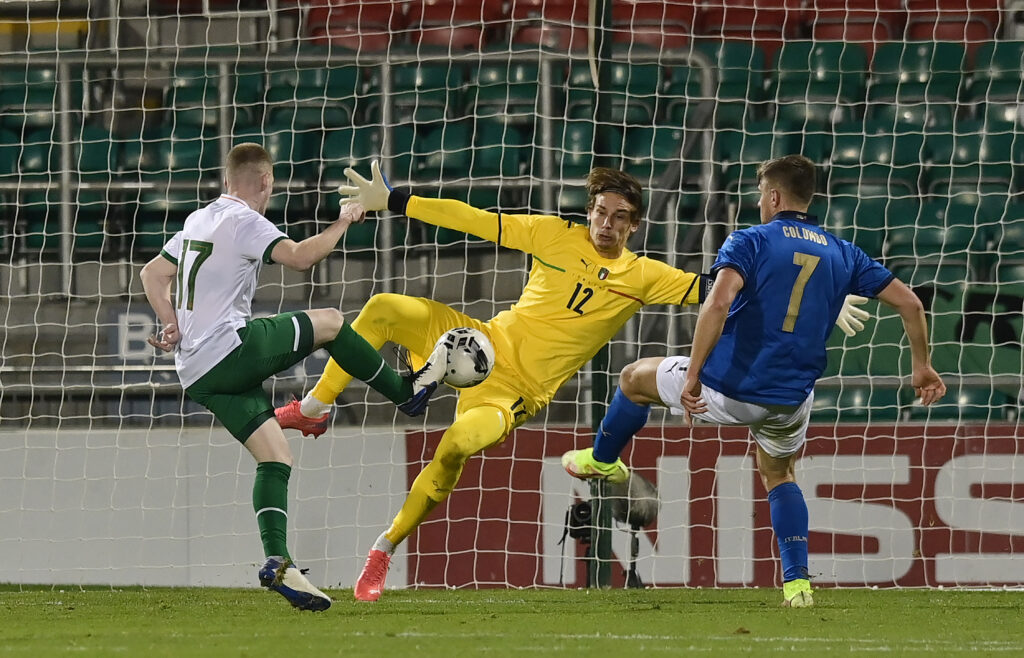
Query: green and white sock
324 322 413 404
253 461 291 559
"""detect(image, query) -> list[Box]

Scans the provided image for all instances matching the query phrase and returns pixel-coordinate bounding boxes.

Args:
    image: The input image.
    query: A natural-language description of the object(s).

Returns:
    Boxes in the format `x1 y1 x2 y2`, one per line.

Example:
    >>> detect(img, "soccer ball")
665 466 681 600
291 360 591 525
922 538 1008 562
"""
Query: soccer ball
436 327 495 388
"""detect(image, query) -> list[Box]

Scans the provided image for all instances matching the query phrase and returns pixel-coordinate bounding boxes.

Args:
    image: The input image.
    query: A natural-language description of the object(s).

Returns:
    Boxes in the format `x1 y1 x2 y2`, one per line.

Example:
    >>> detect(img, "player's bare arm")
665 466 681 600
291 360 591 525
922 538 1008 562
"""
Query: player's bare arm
270 201 366 271
140 254 180 352
681 267 745 425
876 277 947 405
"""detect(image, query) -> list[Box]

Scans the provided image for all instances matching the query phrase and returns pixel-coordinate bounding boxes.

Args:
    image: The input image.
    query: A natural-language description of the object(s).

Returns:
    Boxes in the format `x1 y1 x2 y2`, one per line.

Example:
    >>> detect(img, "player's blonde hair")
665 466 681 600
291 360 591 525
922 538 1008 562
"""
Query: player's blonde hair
585 168 644 223
225 142 272 183
756 155 816 206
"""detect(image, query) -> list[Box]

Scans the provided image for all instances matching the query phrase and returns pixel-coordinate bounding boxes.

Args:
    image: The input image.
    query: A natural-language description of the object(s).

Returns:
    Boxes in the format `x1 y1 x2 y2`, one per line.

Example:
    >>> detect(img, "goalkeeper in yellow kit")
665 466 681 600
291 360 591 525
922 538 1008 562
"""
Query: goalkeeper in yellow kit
273 162 703 600
275 161 863 601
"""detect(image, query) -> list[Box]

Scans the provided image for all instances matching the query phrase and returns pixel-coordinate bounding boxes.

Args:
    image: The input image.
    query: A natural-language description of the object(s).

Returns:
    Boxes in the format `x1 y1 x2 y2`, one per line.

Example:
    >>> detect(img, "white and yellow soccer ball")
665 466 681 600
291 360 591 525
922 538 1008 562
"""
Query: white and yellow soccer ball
437 327 495 388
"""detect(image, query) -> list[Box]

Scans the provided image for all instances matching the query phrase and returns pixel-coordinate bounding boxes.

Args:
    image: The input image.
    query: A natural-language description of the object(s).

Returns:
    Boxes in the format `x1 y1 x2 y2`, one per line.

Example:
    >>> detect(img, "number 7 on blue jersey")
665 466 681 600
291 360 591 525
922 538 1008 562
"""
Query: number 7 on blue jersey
782 252 820 332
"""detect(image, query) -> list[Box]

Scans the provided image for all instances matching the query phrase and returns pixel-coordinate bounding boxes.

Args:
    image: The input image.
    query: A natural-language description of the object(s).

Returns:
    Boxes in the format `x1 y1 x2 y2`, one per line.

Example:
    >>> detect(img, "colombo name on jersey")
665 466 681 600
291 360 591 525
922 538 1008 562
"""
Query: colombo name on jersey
159 194 288 388
405 196 704 404
700 210 895 407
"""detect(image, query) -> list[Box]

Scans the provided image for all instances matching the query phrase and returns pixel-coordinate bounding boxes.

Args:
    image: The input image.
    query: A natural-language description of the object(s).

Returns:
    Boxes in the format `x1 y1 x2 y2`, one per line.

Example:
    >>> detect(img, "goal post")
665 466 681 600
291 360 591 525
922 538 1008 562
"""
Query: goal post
0 1 1022 590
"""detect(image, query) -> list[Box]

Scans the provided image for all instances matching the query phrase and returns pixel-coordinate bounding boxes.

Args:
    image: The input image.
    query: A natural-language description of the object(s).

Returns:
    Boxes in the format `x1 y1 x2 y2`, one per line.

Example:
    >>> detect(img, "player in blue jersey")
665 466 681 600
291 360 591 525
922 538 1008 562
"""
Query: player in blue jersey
563 155 947 607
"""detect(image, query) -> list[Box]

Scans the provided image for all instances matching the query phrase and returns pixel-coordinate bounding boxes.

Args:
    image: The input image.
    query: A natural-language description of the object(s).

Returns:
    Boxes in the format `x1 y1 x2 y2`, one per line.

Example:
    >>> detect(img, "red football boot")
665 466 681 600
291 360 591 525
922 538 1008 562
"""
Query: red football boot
354 549 391 602
274 398 328 438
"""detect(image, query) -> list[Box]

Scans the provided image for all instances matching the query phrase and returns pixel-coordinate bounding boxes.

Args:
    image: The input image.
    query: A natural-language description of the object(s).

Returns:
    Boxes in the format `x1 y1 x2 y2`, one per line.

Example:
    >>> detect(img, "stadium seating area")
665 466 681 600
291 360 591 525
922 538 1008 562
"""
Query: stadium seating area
0 1 1019 418
4 34 1023 270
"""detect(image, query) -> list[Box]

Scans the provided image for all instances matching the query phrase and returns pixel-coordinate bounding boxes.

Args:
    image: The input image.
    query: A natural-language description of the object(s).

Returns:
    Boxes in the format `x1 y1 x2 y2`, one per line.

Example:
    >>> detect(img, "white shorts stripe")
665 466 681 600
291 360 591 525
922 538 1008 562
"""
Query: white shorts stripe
256 506 288 519
291 316 301 352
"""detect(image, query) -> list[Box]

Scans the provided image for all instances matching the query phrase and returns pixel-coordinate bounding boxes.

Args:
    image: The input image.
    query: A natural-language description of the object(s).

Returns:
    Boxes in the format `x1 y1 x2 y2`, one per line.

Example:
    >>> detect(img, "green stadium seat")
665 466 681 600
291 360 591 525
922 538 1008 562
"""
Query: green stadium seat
530 184 589 221
864 101 956 130
885 224 979 263
901 386 1015 421
366 58 464 126
565 61 663 124
979 101 1024 129
267 66 360 96
19 146 109 256
972 41 1024 126
386 124 418 181
996 262 1024 284
810 386 904 422
0 63 83 132
120 127 220 177
889 262 973 287
927 282 1023 377
716 120 804 206
828 121 925 199
121 128 220 240
772 41 868 103
622 125 685 183
417 121 473 178
661 64 704 127
774 101 856 131
317 125 384 215
316 126 381 172
264 65 360 131
17 127 119 257
468 60 545 127
823 196 916 258
470 119 529 178
990 207 1024 269
967 41 1024 104
0 128 18 237
166 85 219 130
265 89 354 131
537 120 622 179
924 120 1019 196
18 126 118 231
166 49 264 127
695 40 766 108
868 41 966 103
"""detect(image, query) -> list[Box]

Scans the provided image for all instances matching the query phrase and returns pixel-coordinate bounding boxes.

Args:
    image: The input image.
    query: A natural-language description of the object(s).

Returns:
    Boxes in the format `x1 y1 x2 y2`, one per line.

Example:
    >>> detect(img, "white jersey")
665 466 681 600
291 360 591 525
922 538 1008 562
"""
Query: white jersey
160 194 287 388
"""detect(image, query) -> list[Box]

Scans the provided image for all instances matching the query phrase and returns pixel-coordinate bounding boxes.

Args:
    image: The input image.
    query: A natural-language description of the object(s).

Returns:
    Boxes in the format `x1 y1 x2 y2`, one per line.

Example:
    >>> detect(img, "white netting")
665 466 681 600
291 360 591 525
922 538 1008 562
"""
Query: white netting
0 0 1021 590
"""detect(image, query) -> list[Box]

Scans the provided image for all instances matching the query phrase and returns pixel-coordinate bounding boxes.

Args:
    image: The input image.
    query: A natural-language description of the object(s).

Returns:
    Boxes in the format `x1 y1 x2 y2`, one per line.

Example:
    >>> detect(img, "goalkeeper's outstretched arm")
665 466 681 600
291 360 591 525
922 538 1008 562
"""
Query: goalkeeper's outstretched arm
337 160 507 243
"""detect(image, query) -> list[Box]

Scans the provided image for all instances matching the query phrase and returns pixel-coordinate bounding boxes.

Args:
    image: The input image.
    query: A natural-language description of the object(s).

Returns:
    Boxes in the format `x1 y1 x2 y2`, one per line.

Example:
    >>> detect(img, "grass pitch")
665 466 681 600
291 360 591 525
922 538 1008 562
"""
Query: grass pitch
1 586 1020 657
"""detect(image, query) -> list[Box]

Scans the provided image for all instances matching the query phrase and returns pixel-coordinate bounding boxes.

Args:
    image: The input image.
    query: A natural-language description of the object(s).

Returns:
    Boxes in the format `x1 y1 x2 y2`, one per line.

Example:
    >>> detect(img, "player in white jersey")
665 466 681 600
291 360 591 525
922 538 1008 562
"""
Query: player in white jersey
140 143 448 611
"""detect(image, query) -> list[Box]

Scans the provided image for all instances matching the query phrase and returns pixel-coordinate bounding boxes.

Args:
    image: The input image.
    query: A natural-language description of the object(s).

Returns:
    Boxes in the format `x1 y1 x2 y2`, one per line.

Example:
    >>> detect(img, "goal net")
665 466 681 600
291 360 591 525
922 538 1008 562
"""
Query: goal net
0 0 1021 590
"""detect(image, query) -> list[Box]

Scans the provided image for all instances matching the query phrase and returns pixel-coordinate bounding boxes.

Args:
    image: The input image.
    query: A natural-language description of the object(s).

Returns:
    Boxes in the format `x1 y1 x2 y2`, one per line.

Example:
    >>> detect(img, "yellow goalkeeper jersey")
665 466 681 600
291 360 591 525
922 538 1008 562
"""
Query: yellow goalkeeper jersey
407 196 703 402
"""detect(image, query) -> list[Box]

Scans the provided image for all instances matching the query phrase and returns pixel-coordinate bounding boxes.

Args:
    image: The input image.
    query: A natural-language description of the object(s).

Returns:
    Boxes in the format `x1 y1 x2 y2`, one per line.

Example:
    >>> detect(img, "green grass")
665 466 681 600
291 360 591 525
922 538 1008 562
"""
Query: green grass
0 586 1021 657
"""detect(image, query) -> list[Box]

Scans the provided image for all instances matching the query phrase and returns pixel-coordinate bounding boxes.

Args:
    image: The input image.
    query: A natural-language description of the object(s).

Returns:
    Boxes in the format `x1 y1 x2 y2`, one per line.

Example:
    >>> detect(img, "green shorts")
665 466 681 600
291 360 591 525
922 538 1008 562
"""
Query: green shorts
185 311 315 442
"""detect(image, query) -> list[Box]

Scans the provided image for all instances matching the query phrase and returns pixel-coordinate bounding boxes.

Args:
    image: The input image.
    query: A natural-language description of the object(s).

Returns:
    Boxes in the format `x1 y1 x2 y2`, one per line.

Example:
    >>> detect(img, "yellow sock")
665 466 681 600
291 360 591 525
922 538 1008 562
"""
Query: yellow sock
310 358 354 405
384 406 508 547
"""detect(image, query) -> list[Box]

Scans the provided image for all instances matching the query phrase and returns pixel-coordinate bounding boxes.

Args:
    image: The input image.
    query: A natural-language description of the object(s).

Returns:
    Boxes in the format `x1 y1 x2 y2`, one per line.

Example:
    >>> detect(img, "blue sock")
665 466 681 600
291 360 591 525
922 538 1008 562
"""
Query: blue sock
768 481 809 582
592 387 650 463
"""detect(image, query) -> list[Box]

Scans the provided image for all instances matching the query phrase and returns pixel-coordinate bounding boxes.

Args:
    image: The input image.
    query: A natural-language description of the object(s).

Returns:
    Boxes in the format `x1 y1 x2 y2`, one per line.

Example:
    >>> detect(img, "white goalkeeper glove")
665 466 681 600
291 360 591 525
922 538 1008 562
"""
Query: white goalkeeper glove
338 159 393 212
836 294 871 337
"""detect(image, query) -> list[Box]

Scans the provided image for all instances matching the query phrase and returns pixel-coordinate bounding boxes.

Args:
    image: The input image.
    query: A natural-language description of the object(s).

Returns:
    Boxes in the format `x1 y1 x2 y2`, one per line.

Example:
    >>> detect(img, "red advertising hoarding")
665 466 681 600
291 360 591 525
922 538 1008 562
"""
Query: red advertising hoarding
406 424 1024 588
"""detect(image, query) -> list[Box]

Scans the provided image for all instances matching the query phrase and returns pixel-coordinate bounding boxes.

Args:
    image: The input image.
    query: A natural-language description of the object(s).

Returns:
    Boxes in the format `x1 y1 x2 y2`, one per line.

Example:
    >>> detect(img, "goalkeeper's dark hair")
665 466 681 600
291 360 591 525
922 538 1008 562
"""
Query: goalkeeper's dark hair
756 155 817 206
226 142 272 181
585 168 644 222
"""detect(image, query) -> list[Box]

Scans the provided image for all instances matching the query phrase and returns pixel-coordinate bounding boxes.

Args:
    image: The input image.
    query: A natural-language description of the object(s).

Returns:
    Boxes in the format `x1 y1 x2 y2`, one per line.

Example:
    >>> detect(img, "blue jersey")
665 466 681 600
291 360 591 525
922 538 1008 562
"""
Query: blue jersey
700 211 894 406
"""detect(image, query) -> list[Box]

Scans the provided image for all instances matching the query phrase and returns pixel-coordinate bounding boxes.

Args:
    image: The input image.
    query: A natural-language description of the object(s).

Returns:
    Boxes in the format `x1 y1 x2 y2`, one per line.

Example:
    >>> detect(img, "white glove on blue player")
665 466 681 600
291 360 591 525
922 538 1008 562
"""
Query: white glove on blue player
836 294 870 337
